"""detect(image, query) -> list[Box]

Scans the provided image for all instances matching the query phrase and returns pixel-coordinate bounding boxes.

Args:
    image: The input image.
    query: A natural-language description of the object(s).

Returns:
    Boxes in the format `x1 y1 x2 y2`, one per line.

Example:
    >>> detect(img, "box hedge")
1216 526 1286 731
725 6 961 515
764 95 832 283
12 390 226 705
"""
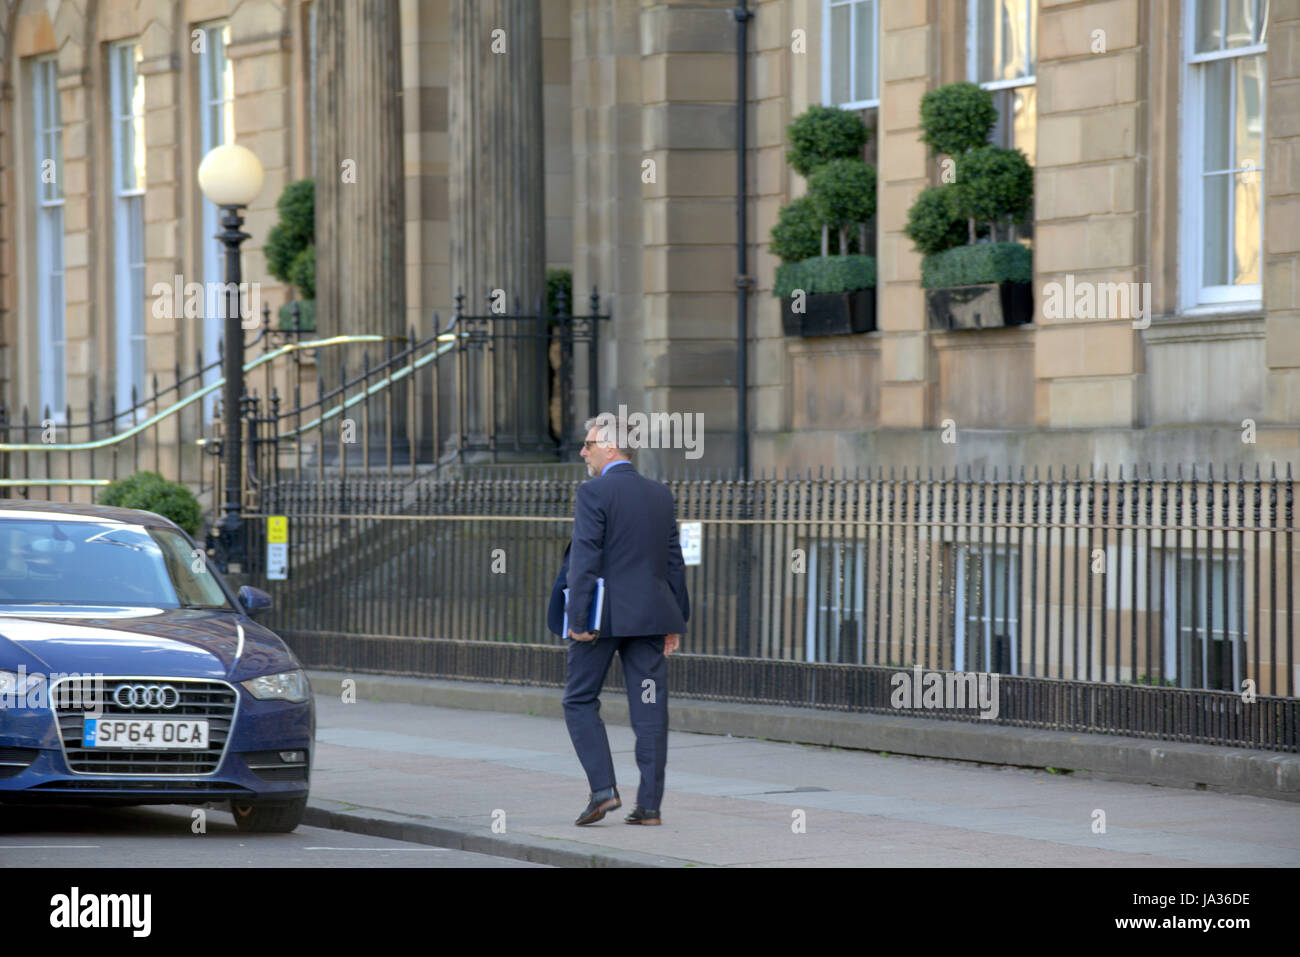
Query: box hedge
98 471 202 536
775 255 877 297
920 242 1031 289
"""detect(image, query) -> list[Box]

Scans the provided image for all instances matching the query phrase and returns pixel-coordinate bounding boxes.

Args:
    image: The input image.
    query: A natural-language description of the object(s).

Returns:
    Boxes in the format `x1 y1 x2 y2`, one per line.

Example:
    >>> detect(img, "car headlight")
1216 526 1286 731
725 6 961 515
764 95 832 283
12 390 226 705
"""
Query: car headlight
0 668 44 698
241 669 309 702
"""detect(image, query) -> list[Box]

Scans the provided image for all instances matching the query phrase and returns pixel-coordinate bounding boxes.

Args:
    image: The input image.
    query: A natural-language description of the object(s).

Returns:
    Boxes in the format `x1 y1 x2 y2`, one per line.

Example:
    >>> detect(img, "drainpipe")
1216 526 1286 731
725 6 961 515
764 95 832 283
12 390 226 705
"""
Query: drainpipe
733 0 753 657
733 0 753 479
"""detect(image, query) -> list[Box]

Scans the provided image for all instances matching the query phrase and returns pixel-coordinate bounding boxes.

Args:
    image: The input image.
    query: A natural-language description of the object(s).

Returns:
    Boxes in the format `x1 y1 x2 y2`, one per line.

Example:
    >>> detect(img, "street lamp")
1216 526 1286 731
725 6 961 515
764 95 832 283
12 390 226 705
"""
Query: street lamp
198 143 264 574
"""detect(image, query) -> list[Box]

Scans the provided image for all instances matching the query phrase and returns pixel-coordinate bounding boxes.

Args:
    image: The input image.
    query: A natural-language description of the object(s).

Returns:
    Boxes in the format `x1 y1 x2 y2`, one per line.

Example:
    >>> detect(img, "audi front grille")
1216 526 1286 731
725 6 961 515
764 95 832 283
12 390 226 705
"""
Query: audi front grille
52 677 237 775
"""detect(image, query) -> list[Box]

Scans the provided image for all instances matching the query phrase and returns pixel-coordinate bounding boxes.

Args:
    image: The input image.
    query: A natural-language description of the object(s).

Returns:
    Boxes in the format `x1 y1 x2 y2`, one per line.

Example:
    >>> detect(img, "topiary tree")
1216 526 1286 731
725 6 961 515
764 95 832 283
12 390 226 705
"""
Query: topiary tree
770 195 822 263
951 145 1033 243
918 82 997 158
771 108 876 263
904 185 971 256
264 178 315 329
546 268 573 316
808 158 877 257
905 80 1034 269
265 178 313 284
287 244 315 300
769 106 877 307
98 471 202 536
785 104 870 176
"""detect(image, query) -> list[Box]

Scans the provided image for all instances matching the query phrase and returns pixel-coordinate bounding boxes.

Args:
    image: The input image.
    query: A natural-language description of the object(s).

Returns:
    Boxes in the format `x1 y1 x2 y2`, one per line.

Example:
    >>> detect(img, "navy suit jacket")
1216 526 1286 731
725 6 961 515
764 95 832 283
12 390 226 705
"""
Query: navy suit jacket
553 461 689 639
546 543 571 637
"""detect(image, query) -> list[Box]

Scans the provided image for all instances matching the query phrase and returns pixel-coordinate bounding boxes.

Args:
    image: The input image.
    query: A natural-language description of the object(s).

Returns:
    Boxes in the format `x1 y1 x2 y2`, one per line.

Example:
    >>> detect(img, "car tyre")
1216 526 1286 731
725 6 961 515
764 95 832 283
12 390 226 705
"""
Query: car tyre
230 796 307 834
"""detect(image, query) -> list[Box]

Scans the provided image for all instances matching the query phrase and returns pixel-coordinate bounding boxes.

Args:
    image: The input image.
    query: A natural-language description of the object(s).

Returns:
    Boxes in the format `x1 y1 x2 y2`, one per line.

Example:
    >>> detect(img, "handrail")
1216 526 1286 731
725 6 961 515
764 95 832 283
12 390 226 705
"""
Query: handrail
0 478 112 487
276 332 459 439
0 334 405 453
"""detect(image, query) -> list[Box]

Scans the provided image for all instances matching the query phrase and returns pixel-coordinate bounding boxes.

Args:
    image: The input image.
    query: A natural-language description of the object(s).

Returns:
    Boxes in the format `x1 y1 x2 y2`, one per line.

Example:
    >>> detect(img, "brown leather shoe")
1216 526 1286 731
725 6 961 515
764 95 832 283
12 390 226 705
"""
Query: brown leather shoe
574 788 621 825
624 805 661 825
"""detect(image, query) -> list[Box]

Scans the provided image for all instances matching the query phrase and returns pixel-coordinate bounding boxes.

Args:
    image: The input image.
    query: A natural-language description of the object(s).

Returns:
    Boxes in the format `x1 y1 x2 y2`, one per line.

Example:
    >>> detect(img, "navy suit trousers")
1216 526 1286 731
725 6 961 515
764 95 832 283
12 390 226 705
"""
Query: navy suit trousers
562 634 668 811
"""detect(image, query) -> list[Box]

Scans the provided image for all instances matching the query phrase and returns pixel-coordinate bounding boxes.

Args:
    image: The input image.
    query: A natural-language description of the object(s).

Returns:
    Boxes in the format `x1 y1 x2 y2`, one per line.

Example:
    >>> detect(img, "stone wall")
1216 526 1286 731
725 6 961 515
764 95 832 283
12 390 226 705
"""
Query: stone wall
1265 0 1300 429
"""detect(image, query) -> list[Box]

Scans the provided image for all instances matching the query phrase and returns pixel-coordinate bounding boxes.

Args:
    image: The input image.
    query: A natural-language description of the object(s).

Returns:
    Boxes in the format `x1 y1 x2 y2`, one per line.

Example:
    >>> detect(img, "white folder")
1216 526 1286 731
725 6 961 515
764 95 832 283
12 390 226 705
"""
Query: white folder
562 577 605 638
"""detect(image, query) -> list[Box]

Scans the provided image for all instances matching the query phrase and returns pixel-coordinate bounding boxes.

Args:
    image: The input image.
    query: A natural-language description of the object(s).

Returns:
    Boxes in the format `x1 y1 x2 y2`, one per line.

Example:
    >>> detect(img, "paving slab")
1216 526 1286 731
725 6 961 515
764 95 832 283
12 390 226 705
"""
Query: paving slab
301 681 1300 868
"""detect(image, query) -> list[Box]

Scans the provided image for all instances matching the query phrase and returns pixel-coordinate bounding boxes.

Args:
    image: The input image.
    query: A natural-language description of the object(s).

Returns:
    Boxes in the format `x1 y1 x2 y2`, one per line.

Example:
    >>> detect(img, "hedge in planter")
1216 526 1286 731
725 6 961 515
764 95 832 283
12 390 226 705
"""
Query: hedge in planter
775 255 877 298
770 106 878 336
921 242 1031 289
905 82 1034 331
922 243 1033 329
775 255 877 336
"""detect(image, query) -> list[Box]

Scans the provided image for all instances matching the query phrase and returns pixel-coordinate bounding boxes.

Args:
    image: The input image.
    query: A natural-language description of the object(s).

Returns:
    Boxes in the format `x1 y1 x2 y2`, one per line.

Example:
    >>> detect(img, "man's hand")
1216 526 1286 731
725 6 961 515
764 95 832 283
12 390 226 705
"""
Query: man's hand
569 629 597 642
664 634 680 655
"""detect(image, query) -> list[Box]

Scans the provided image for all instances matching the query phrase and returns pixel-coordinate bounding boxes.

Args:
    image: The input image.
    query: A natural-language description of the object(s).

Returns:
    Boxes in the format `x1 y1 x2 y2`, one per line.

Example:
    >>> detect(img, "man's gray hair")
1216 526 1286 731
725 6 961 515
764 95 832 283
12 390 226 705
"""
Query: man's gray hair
585 412 633 461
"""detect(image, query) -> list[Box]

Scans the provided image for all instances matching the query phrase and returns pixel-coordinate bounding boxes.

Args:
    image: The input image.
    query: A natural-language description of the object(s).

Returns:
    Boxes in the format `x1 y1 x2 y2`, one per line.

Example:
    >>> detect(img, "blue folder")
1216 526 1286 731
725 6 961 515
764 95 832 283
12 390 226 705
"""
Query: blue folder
562 578 605 638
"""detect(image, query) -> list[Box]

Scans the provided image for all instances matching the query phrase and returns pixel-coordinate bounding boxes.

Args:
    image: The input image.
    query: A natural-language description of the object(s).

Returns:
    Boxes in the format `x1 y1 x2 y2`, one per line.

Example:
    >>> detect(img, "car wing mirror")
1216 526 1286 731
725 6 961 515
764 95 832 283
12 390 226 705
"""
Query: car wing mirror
238 585 273 615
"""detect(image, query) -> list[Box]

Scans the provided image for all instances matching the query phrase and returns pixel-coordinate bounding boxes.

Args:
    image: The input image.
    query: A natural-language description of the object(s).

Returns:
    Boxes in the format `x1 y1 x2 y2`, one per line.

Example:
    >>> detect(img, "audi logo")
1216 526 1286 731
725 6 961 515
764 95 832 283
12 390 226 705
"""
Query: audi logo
113 684 181 710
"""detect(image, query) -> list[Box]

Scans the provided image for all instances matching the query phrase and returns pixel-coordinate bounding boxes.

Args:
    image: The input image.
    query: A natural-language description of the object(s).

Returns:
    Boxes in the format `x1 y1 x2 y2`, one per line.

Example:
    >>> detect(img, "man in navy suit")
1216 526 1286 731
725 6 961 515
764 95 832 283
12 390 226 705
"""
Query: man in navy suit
555 412 689 826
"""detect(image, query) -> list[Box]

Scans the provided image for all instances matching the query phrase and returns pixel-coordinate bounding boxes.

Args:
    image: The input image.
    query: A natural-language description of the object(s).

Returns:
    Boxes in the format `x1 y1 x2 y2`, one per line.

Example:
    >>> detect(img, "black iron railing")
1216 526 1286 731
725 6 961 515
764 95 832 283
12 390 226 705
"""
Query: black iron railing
243 465 1297 751
0 312 290 500
233 288 607 516
0 289 607 518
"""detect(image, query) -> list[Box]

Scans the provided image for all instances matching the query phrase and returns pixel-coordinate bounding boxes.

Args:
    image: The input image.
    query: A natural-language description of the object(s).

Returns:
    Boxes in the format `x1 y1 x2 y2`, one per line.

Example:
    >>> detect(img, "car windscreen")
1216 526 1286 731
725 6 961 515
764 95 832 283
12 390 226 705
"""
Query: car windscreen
0 520 233 609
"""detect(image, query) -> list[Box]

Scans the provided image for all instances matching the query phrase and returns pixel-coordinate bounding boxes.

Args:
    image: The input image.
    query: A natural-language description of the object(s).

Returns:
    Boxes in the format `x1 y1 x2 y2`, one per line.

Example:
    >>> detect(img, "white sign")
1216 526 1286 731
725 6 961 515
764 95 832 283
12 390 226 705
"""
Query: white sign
679 522 702 566
267 515 288 581
267 542 288 580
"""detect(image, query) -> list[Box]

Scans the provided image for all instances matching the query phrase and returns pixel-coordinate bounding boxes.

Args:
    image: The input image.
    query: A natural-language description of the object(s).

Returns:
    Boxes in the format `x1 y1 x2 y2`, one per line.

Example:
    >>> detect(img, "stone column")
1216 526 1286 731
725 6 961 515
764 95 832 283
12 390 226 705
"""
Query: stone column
313 0 406 466
314 0 406 341
449 0 547 454
399 0 453 462
570 0 646 438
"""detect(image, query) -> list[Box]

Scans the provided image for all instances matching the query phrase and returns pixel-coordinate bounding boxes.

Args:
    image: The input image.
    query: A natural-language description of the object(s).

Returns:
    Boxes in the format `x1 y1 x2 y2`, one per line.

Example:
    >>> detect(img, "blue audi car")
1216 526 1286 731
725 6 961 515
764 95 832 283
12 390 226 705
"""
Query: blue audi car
0 501 314 832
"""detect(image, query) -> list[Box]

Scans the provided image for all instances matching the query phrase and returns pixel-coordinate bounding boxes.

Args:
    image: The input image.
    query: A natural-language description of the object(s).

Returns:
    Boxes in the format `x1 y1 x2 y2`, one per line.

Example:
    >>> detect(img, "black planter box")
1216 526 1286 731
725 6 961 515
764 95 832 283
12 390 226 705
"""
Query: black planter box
926 281 1032 330
781 289 876 337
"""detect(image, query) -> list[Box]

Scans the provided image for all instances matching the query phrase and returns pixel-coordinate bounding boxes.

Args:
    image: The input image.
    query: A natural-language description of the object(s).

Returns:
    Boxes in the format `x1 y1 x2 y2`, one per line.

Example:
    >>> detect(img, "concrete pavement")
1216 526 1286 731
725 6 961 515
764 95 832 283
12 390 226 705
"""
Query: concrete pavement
302 672 1300 867
0 805 545 867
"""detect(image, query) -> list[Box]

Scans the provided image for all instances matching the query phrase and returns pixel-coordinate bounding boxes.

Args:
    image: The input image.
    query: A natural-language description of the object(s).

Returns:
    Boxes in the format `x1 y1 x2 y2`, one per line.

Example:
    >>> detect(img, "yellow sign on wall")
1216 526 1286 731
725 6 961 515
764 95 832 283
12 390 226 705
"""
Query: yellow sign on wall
267 515 288 580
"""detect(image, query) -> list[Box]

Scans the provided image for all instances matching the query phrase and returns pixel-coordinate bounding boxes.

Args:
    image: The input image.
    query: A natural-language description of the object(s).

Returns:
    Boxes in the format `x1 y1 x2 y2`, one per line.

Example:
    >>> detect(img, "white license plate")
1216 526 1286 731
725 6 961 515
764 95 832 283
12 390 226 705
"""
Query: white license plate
82 718 209 750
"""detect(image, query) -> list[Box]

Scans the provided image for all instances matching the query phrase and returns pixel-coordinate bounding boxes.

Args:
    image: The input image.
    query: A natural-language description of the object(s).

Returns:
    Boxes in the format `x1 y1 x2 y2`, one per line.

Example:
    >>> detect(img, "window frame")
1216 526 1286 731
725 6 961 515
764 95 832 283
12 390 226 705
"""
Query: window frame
110 40 147 420
966 0 1037 89
1161 550 1244 691
952 545 1020 676
1179 0 1267 312
966 0 1038 222
803 539 867 664
821 0 880 110
31 56 67 423
196 21 235 420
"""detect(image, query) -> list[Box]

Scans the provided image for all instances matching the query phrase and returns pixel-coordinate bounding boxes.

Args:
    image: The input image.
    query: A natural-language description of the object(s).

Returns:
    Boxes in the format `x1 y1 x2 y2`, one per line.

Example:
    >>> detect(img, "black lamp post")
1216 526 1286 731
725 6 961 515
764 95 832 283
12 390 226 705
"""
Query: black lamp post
198 143 264 574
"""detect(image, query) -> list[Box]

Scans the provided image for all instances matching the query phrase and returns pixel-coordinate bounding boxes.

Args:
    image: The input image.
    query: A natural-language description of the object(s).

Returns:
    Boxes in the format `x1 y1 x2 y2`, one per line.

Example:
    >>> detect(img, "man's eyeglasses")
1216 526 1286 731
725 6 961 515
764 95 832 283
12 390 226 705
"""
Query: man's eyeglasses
583 440 602 449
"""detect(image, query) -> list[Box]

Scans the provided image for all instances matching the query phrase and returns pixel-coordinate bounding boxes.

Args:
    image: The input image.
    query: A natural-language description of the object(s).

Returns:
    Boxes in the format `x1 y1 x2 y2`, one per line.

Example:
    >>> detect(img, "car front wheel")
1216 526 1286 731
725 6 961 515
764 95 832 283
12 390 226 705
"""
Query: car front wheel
230 796 307 833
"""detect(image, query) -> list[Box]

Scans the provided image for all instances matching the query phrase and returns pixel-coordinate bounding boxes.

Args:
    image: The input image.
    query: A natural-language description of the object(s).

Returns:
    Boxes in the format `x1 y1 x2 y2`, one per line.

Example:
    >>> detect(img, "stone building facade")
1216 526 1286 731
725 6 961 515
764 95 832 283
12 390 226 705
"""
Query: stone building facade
1 0 1296 475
